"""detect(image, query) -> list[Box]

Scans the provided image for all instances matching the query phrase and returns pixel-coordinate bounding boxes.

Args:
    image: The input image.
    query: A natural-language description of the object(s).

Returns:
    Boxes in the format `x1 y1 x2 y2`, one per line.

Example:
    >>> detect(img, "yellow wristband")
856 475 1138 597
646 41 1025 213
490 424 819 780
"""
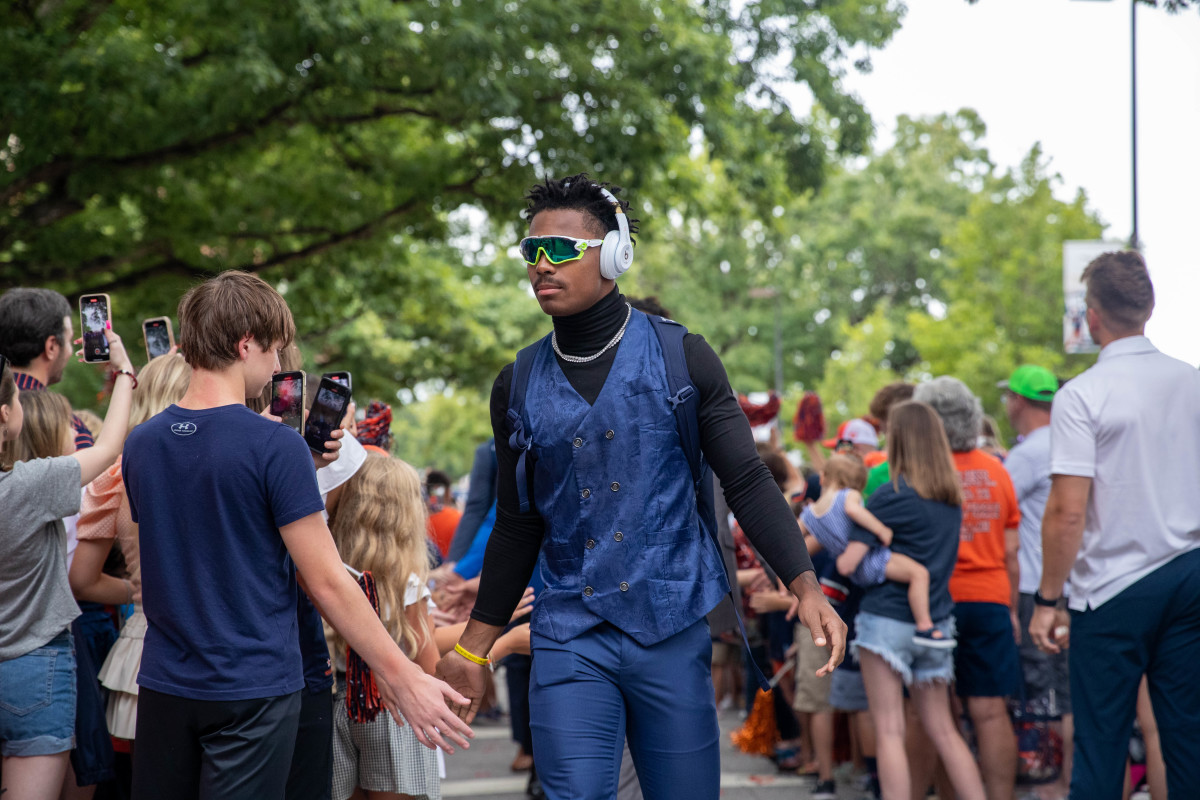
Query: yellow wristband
454 643 490 666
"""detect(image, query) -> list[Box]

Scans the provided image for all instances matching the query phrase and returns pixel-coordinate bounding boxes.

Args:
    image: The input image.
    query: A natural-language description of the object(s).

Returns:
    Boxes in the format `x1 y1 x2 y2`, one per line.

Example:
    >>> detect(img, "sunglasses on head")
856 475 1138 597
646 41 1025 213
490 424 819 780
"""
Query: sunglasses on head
519 235 604 266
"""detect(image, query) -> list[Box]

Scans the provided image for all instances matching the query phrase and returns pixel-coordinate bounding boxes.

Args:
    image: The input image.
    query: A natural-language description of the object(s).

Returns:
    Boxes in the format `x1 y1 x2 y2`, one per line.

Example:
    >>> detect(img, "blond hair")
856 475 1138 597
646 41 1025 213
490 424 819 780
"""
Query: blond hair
822 453 867 492
75 409 103 440
327 455 431 659
5 390 72 467
130 354 193 427
886 401 963 507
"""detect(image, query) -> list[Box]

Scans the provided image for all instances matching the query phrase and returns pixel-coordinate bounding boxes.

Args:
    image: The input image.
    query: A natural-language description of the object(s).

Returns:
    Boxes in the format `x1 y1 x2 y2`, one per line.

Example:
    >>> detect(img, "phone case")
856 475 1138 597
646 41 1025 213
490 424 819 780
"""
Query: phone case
142 316 174 361
80 294 112 363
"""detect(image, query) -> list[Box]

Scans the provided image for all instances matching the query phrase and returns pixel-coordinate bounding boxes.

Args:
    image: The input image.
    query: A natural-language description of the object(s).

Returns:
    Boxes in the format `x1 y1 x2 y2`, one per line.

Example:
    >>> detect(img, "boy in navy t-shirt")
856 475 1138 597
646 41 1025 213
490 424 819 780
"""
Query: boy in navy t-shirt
123 271 472 800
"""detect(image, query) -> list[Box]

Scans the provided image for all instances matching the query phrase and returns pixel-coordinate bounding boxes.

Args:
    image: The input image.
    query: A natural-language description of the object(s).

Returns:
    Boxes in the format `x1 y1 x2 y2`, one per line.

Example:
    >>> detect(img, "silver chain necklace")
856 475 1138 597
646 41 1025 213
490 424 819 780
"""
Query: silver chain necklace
552 303 633 363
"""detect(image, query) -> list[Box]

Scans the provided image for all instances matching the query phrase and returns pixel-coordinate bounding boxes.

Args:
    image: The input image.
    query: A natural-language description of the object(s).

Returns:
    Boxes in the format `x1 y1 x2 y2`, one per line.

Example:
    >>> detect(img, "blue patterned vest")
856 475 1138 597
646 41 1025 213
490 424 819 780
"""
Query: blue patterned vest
518 311 729 647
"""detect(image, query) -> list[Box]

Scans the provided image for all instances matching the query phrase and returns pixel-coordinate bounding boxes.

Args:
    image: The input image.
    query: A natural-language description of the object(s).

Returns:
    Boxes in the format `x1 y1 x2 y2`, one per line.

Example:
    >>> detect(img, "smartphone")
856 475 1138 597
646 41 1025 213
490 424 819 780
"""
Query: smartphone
270 370 307 434
79 294 112 363
321 371 352 393
142 316 175 361
304 377 353 453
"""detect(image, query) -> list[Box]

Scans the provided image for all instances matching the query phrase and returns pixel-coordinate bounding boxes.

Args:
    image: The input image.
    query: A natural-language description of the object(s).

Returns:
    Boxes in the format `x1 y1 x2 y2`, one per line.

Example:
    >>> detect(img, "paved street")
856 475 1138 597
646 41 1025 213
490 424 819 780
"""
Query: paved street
440 692 870 800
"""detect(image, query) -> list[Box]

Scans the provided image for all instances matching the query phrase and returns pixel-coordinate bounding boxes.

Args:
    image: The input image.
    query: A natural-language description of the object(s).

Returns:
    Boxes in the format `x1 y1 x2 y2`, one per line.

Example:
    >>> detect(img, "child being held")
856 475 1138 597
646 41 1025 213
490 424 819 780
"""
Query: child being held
800 454 954 649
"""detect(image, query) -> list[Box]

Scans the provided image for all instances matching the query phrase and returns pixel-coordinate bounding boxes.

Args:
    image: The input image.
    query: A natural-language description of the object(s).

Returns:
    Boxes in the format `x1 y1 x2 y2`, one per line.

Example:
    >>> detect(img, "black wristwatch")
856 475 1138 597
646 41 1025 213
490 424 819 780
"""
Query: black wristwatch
1034 590 1062 608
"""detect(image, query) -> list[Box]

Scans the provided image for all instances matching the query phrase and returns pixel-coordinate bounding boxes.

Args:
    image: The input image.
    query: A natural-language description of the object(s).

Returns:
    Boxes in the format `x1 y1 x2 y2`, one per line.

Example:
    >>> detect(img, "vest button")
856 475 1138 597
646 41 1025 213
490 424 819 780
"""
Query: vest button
573 437 583 448
605 430 615 440
614 532 623 542
619 582 629 592
581 488 591 499
585 539 595 549
583 586 594 597
610 482 620 492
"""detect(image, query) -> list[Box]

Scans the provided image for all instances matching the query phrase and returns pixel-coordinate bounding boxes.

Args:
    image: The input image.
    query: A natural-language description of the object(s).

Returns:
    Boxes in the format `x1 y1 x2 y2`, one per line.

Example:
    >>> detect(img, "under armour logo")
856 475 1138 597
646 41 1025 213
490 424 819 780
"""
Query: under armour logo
171 422 198 436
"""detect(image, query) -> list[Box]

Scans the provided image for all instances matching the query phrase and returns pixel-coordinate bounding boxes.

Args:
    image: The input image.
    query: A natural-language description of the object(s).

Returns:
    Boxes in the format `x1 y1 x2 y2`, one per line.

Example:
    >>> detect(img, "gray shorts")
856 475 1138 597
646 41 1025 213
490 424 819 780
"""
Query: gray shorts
1017 593 1071 715
331 687 440 800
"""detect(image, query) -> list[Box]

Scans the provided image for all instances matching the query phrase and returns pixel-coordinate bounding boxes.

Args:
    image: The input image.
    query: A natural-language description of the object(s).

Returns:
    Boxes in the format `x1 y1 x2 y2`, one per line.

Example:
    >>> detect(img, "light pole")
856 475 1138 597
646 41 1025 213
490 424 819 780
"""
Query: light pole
1130 0 1139 250
1074 0 1139 250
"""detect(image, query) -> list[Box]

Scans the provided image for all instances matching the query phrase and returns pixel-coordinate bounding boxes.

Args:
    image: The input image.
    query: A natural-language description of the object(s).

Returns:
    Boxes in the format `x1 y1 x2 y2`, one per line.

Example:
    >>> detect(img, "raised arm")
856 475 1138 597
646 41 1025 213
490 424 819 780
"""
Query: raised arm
70 331 135 486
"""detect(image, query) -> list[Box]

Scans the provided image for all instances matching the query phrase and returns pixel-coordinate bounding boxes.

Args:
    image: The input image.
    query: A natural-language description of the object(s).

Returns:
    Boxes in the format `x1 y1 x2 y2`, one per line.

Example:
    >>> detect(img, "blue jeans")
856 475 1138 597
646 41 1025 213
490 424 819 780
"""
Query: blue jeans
70 604 118 784
1070 546 1200 800
530 620 719 800
0 630 77 757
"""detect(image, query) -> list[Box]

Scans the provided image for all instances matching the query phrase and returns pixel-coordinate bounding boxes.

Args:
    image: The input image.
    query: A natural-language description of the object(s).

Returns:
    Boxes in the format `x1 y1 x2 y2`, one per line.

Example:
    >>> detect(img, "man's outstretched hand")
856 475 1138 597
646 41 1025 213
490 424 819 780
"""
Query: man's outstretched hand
435 650 490 724
375 665 475 754
789 571 847 677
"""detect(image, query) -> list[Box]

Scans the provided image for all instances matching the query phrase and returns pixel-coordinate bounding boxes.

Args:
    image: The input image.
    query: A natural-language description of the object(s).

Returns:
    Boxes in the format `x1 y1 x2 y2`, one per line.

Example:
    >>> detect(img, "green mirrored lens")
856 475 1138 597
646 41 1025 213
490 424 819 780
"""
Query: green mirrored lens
520 237 584 265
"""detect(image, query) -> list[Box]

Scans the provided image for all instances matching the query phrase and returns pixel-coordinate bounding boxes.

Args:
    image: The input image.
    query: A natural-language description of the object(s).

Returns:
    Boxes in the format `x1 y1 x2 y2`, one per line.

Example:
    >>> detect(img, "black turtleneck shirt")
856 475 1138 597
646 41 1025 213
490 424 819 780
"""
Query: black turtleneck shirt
471 287 814 627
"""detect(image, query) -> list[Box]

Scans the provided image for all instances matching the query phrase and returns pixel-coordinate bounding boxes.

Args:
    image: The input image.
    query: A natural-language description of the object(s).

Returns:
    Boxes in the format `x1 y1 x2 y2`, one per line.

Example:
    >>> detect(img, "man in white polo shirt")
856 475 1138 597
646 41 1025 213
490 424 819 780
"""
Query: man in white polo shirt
1029 251 1200 799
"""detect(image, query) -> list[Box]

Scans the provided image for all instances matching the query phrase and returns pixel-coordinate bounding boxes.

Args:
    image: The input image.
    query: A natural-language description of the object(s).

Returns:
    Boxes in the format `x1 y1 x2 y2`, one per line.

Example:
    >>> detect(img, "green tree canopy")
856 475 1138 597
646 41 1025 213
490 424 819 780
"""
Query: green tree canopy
3 0 904 416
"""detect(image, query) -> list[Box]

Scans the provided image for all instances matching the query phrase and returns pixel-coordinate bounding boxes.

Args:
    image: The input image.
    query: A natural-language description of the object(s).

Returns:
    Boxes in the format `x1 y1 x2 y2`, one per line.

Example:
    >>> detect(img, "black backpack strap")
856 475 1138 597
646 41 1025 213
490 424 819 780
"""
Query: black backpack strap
646 312 770 691
506 337 545 514
646 314 703 487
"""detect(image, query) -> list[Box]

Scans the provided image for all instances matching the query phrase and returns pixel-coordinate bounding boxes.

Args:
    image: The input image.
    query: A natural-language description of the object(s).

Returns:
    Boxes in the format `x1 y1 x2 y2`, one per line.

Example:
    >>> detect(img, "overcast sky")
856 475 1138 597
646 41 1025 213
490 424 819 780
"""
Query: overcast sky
831 0 1200 366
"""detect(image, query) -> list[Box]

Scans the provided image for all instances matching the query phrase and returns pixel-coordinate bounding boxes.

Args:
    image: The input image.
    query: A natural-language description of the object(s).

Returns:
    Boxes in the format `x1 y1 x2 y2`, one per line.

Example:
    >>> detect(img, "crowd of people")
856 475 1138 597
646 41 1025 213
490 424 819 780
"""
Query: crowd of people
0 174 1197 800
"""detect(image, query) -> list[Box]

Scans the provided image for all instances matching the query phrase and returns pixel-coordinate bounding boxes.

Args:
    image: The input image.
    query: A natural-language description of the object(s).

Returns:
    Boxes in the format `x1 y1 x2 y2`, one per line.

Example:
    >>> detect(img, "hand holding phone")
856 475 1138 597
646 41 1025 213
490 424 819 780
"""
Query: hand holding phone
321 371 352 393
143 317 175 361
304 377 353 453
270 371 307 434
79 294 112 363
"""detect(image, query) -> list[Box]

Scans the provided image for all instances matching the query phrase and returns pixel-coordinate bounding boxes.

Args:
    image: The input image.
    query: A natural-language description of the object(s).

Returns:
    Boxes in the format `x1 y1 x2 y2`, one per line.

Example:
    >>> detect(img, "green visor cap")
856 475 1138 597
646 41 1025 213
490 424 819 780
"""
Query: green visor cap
997 365 1058 402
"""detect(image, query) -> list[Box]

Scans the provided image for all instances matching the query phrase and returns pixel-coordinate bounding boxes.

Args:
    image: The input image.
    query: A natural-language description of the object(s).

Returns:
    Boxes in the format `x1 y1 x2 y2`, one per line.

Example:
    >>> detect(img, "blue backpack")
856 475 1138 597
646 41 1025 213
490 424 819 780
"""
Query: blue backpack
505 311 769 689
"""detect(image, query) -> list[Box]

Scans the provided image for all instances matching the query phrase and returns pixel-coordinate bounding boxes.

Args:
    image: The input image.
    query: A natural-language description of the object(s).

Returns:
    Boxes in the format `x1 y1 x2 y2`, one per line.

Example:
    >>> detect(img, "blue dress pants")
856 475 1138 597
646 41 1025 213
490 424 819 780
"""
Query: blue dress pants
529 620 719 800
1069 546 1200 799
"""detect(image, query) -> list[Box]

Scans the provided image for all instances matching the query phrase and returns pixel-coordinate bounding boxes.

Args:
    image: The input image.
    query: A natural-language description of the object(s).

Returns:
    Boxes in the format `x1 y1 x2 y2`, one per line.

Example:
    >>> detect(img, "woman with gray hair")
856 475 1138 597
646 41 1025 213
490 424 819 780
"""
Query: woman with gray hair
910 376 1022 800
913 376 983 454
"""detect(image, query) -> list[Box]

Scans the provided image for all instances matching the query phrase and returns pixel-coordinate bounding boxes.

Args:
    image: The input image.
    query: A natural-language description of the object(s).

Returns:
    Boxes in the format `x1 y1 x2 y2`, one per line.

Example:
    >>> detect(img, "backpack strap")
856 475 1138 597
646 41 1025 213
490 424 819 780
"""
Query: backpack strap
506 337 546 514
645 312 770 691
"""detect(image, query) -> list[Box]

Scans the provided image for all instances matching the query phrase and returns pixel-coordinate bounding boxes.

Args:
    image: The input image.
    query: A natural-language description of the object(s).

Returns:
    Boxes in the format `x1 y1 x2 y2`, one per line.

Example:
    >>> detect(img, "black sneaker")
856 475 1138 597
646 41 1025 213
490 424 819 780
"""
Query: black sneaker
526 766 545 800
812 779 837 800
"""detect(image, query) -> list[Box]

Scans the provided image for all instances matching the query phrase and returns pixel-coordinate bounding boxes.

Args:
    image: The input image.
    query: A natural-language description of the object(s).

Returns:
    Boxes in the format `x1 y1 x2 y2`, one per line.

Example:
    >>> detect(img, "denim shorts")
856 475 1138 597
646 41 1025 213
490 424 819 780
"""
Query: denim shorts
829 665 869 712
0 630 77 757
850 610 955 687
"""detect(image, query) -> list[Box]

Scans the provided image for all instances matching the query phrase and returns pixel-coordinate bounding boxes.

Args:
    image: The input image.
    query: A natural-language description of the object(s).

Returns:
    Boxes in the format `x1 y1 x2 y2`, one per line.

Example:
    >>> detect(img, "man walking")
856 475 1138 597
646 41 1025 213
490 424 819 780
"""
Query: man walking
435 174 844 800
1030 251 1200 798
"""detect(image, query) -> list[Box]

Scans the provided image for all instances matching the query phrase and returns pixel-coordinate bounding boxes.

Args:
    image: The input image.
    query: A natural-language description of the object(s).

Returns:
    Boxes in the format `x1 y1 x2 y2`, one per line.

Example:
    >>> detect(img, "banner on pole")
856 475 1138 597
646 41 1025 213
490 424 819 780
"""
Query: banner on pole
1062 241 1116 354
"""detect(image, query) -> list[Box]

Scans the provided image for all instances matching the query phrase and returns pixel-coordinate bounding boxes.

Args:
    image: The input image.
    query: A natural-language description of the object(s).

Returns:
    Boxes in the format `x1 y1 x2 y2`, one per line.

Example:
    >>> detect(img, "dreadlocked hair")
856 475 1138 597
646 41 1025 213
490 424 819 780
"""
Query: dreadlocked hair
522 172 640 243
327 455 431 661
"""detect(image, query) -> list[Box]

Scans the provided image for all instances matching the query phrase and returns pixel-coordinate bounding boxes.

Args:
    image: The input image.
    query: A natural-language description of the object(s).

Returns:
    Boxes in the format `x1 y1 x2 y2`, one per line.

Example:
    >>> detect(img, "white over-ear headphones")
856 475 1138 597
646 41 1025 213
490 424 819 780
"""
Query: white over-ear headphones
597 186 634 280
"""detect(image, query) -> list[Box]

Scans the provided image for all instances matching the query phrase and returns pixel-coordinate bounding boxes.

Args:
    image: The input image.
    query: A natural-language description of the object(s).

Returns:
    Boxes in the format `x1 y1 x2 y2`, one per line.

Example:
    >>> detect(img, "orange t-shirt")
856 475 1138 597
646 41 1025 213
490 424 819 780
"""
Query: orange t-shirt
949 450 1020 606
863 450 887 469
427 506 462 558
